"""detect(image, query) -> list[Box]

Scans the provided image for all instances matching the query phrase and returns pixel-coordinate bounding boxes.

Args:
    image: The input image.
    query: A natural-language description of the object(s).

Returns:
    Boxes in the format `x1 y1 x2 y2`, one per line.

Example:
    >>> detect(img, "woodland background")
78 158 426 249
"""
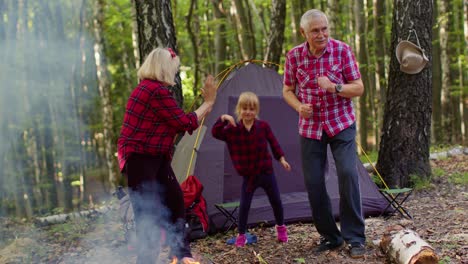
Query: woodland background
0 0 467 220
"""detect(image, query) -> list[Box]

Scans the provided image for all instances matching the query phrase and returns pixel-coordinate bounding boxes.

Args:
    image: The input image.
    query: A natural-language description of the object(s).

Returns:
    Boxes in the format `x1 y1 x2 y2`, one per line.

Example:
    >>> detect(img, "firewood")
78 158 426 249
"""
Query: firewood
34 206 113 226
380 225 439 264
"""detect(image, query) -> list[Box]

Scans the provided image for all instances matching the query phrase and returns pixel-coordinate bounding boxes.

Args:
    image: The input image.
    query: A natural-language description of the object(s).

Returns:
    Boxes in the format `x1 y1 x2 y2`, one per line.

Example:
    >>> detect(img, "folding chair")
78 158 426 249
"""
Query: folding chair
379 188 413 219
214 201 240 232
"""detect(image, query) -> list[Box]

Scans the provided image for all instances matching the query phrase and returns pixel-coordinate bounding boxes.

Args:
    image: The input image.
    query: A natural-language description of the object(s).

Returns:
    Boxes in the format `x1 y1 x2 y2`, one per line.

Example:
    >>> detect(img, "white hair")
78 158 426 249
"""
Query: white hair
300 9 328 31
137 47 180 86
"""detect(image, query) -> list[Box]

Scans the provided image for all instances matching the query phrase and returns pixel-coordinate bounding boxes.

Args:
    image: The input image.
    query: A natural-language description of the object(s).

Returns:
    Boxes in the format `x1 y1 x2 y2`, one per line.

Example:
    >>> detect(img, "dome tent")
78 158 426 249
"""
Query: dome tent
172 62 388 230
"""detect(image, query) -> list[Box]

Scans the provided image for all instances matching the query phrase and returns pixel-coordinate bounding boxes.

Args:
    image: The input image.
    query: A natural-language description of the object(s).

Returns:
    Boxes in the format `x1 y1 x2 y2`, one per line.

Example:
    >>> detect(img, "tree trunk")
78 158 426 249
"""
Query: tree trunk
212 0 227 75
93 0 117 190
133 0 182 106
76 0 88 204
374 0 387 110
440 0 454 144
130 2 140 71
464 0 468 144
432 0 443 143
290 0 306 45
186 0 200 95
264 0 286 67
325 0 338 39
376 0 432 188
232 0 256 59
355 0 369 150
0 0 5 216
452 1 463 144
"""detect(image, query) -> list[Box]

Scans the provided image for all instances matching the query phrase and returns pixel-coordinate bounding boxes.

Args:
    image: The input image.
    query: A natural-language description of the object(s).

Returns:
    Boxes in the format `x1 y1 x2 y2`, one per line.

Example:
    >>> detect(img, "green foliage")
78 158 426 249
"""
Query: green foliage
359 150 378 164
410 174 433 191
371 174 384 188
430 144 454 153
294 258 306 263
432 167 446 178
448 172 468 185
438 256 452 264
47 218 91 241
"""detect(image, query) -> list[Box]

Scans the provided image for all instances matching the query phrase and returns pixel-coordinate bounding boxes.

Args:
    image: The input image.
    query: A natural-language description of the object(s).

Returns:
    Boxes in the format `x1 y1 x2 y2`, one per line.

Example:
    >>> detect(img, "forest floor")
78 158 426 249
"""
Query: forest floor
0 154 467 264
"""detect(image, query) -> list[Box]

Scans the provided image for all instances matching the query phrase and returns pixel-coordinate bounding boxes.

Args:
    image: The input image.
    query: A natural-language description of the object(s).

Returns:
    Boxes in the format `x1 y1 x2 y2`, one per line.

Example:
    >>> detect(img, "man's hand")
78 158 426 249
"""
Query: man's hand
297 104 313 119
317 75 335 93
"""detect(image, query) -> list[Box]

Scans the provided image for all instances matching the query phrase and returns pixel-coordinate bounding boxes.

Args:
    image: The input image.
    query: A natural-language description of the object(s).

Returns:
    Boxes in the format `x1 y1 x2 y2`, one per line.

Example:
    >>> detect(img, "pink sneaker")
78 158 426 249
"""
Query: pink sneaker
235 233 247 247
276 225 288 242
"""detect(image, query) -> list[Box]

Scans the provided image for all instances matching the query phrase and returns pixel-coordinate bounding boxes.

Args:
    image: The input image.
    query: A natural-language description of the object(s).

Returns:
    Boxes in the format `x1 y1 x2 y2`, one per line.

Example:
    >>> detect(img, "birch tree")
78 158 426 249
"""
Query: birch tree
133 0 182 106
93 0 117 189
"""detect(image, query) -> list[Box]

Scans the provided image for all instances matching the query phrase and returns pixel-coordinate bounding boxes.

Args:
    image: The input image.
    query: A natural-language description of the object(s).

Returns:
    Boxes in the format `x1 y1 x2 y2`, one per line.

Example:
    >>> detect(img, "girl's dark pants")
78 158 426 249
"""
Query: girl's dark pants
238 172 284 234
125 153 191 264
300 123 365 246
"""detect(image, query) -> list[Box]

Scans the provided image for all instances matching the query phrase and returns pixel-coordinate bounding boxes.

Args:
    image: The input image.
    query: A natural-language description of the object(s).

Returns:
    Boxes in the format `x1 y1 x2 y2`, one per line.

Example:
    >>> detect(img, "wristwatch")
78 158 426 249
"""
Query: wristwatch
335 84 343 94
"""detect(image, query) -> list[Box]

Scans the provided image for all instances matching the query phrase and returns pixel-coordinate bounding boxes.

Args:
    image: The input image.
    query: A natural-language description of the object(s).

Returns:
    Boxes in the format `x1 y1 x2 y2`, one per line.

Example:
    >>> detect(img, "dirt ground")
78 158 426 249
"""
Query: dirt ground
0 154 466 264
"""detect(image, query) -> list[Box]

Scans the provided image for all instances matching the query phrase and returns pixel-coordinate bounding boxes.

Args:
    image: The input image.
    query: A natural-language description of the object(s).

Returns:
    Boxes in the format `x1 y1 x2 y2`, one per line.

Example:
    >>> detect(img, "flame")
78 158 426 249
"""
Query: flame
170 257 201 264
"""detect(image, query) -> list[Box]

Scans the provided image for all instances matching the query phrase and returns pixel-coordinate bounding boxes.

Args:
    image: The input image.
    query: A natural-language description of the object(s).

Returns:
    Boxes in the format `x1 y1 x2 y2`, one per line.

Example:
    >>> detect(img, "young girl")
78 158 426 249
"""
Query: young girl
212 91 291 247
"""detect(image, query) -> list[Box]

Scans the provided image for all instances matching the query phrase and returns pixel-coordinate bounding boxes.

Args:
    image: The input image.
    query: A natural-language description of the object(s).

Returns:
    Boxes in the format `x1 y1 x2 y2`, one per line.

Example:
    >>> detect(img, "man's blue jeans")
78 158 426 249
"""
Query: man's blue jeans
300 123 365 245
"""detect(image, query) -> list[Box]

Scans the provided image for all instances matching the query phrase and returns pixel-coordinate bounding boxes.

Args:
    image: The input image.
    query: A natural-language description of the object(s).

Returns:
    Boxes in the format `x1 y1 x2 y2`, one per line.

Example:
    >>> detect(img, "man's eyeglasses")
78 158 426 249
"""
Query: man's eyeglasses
307 27 329 37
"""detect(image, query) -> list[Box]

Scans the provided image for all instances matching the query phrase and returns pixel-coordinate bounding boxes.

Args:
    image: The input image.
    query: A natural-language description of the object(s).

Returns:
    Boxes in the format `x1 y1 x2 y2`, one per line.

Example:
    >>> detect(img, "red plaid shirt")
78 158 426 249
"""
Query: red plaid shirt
212 118 284 178
117 79 198 171
284 39 361 139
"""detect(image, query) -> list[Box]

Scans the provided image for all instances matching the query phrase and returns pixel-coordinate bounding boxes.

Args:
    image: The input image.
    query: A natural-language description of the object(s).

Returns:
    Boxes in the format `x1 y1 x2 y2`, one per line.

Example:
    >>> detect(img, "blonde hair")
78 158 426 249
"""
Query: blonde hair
300 9 328 31
137 47 180 86
235 92 260 121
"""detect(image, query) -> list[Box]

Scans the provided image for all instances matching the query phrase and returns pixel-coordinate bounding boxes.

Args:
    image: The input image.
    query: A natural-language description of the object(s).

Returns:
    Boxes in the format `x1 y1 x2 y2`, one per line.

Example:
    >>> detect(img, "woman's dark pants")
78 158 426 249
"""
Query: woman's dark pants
125 153 191 264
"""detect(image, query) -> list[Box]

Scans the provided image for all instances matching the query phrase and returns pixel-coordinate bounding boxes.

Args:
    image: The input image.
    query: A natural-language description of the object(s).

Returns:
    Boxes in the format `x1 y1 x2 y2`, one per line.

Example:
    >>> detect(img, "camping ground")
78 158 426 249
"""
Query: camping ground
0 154 466 264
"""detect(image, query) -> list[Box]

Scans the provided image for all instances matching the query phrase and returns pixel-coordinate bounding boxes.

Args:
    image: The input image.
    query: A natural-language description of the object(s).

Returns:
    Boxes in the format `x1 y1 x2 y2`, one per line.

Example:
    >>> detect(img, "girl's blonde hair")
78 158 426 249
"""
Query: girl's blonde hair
235 91 260 121
137 47 180 86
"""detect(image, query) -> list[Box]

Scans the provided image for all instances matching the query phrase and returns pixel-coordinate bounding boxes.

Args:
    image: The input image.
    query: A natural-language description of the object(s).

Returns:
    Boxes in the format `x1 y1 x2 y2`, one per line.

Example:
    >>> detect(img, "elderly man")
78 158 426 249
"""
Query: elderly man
282 9 366 258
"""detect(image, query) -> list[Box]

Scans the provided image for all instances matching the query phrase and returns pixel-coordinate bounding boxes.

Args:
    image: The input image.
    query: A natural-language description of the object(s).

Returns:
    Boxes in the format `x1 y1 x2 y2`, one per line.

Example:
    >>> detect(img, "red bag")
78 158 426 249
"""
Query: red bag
180 175 209 232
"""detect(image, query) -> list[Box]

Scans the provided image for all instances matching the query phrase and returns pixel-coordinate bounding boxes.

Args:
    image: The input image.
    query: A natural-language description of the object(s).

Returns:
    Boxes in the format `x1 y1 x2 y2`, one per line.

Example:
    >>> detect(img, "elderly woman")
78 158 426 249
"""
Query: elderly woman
117 47 216 264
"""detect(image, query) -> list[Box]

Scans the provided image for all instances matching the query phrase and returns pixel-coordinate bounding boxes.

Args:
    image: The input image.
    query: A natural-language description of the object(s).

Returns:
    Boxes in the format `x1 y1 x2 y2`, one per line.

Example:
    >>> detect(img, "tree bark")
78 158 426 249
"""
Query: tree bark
464 0 468 144
373 0 387 108
376 0 432 188
355 0 369 151
93 0 117 190
290 0 306 45
232 0 256 59
212 0 227 75
440 0 454 144
380 226 439 264
133 0 182 106
431 0 443 143
325 0 338 39
264 0 286 67
186 0 200 95
452 1 463 144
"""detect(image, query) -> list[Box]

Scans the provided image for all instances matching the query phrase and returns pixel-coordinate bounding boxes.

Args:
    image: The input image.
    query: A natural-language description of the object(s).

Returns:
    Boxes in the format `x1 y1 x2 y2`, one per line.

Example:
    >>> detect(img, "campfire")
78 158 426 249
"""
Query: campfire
170 256 200 264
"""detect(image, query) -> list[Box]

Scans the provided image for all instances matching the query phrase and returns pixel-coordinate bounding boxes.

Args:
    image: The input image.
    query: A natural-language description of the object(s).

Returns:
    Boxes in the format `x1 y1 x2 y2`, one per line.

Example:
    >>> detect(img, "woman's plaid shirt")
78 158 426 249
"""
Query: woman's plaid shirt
118 79 198 171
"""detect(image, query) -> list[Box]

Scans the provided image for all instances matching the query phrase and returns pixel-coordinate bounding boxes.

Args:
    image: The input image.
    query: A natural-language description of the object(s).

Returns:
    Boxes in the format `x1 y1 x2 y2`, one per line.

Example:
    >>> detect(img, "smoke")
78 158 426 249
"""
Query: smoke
0 2 190 263
0 1 99 217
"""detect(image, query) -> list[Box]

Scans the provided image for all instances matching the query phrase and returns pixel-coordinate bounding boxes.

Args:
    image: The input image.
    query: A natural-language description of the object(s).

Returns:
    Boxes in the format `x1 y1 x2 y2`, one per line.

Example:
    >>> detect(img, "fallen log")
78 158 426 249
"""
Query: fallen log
380 225 439 264
34 205 113 226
